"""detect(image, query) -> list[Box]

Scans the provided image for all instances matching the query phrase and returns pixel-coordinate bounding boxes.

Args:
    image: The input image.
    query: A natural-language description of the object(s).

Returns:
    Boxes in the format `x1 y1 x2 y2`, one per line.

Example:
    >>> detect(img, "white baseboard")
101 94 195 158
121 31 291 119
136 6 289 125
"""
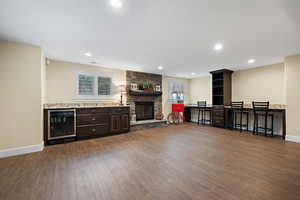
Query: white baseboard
0 143 44 159
286 135 300 143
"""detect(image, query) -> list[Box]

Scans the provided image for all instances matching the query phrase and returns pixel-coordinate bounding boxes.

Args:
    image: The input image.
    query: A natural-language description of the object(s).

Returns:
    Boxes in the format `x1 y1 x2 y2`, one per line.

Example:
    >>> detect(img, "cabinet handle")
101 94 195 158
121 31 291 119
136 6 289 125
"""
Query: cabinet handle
92 128 96 132
92 118 96 121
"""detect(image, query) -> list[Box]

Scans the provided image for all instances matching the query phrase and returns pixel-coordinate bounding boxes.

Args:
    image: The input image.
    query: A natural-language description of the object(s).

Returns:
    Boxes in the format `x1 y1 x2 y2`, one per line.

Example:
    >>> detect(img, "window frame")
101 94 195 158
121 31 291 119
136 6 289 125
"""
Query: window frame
76 71 112 100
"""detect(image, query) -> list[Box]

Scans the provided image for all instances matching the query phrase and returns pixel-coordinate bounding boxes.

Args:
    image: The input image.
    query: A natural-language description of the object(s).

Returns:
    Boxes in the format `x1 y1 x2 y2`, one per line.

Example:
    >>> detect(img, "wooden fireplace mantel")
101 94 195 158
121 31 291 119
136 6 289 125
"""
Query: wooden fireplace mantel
129 90 162 96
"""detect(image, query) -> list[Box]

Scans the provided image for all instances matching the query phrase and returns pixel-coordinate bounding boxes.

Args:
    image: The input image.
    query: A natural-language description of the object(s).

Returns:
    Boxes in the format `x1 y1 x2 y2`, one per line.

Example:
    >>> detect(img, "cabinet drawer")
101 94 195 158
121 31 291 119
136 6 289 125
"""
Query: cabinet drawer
77 114 109 126
77 108 110 114
111 107 129 114
213 115 224 121
213 111 224 117
213 105 224 111
213 119 224 127
77 125 109 139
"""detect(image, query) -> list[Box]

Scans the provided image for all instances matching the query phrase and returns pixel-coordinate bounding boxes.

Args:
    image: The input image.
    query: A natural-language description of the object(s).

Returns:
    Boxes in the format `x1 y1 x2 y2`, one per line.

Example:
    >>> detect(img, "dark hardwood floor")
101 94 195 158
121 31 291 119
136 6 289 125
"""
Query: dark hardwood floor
1 123 300 200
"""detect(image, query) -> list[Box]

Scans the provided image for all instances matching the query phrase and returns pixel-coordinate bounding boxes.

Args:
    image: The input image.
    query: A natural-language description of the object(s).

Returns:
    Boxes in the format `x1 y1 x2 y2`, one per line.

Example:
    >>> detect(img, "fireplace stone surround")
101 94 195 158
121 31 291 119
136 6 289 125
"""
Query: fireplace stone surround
126 70 162 122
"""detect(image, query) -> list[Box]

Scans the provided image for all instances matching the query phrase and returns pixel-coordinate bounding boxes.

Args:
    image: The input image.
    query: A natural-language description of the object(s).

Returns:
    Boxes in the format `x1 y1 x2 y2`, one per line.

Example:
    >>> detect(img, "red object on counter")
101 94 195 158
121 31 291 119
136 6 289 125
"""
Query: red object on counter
172 104 185 121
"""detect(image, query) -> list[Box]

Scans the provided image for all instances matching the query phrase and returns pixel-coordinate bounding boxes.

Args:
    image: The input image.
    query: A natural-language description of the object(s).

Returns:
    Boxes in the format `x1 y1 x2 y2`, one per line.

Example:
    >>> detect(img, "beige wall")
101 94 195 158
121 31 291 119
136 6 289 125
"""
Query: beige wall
285 55 300 138
0 41 44 150
46 61 188 118
189 76 212 104
46 60 126 103
189 63 286 106
162 76 190 117
41 54 47 104
232 63 285 104
188 64 286 135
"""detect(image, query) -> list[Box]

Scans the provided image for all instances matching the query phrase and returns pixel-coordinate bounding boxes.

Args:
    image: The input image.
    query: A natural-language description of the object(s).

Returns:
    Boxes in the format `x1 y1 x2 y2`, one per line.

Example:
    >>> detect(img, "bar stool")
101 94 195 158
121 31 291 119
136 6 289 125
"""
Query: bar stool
252 101 274 137
230 101 249 132
197 101 211 125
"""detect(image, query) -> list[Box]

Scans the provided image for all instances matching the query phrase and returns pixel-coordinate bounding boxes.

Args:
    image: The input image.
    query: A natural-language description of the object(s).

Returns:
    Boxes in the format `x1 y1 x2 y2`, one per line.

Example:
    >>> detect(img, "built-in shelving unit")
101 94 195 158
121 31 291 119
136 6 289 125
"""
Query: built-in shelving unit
210 69 233 106
210 69 233 128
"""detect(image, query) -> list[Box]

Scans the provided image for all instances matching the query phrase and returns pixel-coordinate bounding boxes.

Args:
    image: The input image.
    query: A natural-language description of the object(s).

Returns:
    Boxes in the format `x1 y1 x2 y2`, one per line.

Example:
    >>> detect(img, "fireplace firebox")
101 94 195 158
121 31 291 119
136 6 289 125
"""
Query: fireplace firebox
135 102 154 121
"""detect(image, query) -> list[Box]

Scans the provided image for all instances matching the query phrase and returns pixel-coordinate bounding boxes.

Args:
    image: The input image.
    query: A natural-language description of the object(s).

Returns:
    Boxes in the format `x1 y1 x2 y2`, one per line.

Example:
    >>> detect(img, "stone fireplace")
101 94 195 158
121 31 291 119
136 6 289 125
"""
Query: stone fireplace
126 71 162 122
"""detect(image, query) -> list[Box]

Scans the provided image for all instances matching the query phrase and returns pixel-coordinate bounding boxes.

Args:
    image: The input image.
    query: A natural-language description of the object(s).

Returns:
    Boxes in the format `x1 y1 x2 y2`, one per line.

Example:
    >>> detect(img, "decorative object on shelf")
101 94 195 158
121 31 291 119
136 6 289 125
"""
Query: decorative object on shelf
155 113 164 120
155 85 161 92
118 84 126 105
142 82 154 91
131 83 138 90
138 83 144 90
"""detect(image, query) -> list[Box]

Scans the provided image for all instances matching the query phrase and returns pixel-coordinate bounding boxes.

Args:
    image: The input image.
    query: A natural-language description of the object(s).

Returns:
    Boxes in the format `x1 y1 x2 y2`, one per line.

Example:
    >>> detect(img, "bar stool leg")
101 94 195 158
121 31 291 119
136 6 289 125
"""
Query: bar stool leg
253 114 256 134
265 115 268 137
239 112 242 132
246 113 249 132
256 115 259 135
231 112 234 129
271 115 274 137
197 109 200 125
234 112 237 130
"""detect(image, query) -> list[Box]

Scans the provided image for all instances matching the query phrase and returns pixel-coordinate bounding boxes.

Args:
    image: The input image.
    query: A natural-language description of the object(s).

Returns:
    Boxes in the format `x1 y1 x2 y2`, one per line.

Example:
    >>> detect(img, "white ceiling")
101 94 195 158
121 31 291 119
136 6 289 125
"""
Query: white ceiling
0 0 300 78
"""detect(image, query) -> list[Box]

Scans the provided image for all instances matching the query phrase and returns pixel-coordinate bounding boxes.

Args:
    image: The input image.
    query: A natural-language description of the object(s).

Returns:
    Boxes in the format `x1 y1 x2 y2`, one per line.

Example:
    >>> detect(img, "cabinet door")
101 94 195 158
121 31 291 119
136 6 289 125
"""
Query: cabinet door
111 115 121 133
121 114 129 131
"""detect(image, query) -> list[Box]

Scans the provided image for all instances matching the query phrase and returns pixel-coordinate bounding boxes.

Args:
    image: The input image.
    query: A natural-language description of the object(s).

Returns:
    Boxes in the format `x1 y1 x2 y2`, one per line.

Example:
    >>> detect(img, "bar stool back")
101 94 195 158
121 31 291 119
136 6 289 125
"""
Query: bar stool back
252 101 274 136
197 101 210 125
230 101 249 132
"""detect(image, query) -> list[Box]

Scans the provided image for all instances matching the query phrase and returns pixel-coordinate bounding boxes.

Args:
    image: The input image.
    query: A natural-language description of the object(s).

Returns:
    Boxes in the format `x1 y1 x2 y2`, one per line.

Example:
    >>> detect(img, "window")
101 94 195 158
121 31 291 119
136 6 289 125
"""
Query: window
77 72 112 98
78 74 95 96
171 92 184 104
98 77 111 96
168 80 187 103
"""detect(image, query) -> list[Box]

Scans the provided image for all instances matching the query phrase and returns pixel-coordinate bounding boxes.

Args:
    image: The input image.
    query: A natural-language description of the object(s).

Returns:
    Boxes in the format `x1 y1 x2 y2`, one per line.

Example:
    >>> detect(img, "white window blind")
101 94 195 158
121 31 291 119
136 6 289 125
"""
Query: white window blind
78 74 95 96
168 80 187 103
77 72 112 99
98 77 111 96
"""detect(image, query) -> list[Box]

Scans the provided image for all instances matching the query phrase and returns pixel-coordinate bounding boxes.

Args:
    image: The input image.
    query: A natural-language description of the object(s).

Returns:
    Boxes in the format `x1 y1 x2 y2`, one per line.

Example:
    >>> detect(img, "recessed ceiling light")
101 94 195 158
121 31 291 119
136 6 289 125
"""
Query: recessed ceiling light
191 72 196 75
214 43 223 51
158 66 164 70
110 0 122 8
84 52 92 57
248 59 255 64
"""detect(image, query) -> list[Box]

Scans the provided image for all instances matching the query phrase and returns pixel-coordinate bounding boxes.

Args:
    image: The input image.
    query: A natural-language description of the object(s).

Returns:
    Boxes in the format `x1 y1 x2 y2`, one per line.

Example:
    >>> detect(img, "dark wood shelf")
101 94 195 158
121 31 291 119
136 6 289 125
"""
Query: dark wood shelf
129 90 162 96
213 78 224 82
213 85 223 88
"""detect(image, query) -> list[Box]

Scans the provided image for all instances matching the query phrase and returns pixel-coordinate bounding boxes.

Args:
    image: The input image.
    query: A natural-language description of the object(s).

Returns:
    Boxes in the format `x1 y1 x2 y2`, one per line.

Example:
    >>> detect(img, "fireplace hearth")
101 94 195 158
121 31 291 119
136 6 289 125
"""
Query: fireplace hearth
135 102 154 121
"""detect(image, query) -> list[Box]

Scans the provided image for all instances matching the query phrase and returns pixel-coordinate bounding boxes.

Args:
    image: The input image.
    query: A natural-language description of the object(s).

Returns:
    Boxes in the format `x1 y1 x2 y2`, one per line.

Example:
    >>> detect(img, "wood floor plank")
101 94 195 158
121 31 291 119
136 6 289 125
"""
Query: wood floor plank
1 123 300 200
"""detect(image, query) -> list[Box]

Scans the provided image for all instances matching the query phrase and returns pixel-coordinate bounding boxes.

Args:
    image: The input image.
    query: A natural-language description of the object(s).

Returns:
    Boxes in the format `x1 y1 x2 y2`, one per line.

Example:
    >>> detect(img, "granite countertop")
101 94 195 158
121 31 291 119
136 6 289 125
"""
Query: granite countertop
242 104 286 110
44 103 130 109
186 104 286 110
